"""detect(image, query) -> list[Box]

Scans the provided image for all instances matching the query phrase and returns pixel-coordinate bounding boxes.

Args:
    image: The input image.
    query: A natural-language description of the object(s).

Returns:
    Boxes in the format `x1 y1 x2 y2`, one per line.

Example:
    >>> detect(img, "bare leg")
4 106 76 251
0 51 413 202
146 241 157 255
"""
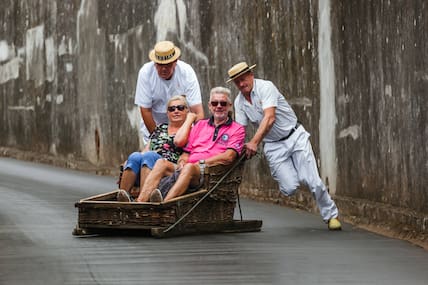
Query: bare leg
164 163 200 201
119 169 137 191
137 159 175 202
129 166 151 198
140 166 151 187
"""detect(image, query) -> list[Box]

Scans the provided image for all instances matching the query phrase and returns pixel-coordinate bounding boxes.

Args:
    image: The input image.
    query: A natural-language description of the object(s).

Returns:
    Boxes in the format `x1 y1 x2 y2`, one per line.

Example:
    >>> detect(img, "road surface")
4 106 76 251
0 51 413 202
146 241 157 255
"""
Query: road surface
0 157 427 285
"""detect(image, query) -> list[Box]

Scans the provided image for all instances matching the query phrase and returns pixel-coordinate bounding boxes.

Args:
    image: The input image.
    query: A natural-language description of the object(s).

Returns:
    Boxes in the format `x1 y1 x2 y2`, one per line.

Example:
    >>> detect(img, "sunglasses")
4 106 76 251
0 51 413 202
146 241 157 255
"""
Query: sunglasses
210 101 228 107
167 105 187 112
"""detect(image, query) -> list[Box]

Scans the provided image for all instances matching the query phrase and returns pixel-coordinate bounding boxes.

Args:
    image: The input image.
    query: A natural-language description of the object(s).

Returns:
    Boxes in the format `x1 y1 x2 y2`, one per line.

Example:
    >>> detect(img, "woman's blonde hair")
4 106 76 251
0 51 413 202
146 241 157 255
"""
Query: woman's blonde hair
167 95 189 110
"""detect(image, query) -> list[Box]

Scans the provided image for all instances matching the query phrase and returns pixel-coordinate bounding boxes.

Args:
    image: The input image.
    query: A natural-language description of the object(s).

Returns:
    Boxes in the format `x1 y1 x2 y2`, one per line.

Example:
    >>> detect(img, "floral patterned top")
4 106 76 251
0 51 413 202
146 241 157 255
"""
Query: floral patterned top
149 123 183 163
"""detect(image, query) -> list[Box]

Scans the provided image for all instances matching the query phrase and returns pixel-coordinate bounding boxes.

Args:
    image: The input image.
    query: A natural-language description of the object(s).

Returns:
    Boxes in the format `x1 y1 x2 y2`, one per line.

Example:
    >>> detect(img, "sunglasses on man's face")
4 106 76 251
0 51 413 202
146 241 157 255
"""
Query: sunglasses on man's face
167 105 187 112
210 101 228 107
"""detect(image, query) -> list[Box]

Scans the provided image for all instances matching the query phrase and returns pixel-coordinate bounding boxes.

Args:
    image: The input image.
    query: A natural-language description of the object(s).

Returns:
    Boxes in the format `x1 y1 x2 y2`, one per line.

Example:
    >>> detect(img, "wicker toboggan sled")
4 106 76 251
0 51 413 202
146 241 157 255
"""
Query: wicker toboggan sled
72 157 262 238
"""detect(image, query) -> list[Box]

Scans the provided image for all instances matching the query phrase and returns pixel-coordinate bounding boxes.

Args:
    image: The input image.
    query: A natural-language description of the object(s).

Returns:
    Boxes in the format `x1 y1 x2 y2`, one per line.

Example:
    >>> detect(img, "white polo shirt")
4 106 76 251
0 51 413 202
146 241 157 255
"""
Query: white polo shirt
134 60 202 139
234 78 298 142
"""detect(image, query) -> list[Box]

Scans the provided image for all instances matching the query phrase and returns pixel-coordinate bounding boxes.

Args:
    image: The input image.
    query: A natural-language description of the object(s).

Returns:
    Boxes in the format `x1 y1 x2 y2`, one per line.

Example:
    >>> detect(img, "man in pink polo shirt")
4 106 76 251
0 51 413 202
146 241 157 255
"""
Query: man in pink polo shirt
136 86 245 202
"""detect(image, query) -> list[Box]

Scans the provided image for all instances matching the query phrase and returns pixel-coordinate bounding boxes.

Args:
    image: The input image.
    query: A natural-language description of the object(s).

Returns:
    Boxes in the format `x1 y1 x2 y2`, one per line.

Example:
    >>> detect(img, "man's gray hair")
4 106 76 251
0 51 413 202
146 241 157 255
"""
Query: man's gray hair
209 86 232 103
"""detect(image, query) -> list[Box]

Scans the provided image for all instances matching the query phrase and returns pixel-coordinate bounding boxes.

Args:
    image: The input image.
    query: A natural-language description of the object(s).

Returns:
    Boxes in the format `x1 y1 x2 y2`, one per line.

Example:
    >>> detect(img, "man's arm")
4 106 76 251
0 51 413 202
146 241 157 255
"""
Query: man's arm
245 106 276 158
189 103 205 121
204 149 238 167
140 107 156 135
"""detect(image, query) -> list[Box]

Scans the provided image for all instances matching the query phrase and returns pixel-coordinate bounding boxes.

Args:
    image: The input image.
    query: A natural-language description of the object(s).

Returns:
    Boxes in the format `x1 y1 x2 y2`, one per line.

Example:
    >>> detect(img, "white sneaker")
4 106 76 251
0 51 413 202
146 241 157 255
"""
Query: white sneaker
116 189 132 202
149 189 163 203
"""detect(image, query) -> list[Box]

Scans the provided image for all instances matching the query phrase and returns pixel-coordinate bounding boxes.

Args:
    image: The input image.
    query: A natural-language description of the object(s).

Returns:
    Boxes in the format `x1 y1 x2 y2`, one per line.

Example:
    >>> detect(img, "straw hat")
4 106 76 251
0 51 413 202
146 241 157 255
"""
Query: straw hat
226 62 256 82
149 41 181 64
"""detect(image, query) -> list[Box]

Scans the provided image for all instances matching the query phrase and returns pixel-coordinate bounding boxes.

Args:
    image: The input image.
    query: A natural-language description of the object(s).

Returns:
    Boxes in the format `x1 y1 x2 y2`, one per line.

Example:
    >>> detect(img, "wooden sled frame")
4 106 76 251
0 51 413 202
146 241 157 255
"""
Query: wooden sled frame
73 157 262 238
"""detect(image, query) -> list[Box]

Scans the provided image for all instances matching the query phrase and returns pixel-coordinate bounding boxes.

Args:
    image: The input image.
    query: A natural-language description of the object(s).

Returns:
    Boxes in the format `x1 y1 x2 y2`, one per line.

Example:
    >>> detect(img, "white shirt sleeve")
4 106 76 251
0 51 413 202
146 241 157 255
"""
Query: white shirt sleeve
234 95 248 126
178 62 202 107
259 80 279 110
134 63 153 108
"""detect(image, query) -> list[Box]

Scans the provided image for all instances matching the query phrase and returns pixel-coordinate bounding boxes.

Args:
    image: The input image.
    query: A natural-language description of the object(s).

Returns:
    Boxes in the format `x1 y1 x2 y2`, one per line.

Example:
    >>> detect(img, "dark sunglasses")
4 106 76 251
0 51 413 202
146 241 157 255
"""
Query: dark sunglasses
210 101 228 107
167 105 187 112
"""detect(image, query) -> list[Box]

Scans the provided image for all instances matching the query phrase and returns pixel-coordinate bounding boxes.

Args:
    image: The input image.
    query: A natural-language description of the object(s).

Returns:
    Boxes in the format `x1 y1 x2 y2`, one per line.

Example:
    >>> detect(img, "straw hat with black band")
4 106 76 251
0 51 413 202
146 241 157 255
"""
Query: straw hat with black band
149 41 181 64
226 62 256 83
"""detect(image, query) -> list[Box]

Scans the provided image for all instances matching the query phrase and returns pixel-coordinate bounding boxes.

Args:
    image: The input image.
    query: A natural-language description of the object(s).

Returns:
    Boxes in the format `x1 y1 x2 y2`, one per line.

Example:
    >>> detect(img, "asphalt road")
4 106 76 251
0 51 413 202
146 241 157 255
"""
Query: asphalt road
0 157 427 285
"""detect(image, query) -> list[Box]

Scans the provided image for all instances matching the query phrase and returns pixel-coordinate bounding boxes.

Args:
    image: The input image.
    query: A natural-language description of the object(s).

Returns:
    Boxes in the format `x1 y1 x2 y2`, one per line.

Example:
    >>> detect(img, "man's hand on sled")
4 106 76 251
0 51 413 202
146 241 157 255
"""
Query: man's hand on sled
244 142 258 159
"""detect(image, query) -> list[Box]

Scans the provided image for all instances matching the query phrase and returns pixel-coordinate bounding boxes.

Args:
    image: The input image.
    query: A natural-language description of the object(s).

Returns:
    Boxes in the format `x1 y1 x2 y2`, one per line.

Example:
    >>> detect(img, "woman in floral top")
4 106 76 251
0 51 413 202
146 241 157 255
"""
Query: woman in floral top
148 123 182 164
117 95 198 201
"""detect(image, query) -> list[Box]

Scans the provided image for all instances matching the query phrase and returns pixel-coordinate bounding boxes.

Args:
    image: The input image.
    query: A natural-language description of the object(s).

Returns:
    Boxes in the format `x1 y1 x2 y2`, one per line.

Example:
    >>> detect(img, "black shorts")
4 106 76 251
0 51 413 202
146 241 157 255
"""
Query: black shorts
158 169 203 198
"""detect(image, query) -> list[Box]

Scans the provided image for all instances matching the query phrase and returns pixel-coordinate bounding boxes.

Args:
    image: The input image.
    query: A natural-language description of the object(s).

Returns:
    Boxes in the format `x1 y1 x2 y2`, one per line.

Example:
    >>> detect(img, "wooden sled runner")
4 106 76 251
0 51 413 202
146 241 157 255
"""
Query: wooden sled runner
73 157 262 238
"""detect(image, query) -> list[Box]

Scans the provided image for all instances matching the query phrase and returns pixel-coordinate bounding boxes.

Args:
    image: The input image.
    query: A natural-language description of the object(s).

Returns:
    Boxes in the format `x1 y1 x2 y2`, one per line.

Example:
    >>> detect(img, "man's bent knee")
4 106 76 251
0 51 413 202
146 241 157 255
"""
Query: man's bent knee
272 174 299 197
153 159 168 171
179 164 200 186
279 183 298 196
181 163 198 176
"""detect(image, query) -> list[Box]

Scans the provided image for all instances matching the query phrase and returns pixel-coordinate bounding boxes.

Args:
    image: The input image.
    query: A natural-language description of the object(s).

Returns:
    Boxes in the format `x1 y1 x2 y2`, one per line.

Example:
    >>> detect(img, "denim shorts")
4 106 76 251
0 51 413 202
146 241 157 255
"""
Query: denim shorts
124 151 162 186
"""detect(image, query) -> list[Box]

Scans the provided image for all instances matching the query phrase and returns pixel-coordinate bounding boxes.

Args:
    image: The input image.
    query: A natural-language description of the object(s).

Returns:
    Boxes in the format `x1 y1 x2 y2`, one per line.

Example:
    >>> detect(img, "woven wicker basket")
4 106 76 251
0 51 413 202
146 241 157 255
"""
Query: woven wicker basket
74 158 245 232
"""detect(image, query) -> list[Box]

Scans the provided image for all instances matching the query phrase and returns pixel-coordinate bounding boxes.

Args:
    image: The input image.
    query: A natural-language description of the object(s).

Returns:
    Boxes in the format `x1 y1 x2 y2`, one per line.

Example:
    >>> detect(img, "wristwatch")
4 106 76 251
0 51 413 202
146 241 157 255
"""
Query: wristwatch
199 160 206 175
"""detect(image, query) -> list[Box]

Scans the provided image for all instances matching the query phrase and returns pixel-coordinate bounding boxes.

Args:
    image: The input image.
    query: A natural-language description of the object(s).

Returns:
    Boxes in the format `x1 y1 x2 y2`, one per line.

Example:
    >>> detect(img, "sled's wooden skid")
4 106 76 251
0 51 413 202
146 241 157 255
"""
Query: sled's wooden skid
73 220 262 238
150 220 263 238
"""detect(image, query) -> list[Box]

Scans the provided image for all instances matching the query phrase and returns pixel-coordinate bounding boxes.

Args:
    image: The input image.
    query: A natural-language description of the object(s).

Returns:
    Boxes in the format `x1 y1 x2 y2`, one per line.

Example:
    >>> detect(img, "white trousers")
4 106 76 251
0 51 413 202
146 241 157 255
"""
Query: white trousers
264 126 339 221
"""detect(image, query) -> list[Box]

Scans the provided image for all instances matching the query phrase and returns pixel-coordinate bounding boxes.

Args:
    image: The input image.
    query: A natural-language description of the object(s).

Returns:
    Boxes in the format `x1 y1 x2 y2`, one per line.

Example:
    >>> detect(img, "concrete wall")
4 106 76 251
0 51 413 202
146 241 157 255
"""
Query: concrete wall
331 0 427 240
1 0 426 240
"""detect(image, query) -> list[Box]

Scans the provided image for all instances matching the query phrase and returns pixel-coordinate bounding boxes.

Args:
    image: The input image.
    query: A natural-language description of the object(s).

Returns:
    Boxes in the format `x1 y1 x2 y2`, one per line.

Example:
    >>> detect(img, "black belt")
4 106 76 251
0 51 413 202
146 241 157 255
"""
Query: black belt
278 122 301 141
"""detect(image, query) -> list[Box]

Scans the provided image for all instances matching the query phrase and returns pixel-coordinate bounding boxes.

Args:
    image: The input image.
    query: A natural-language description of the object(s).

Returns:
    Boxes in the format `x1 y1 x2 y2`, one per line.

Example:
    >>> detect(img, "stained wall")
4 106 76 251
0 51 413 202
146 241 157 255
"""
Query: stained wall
0 0 426 237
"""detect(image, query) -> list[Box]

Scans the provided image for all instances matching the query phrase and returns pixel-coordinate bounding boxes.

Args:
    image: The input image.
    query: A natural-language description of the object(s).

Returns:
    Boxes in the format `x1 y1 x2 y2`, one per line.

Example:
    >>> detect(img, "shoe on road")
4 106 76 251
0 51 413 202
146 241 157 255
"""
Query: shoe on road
328 218 342 230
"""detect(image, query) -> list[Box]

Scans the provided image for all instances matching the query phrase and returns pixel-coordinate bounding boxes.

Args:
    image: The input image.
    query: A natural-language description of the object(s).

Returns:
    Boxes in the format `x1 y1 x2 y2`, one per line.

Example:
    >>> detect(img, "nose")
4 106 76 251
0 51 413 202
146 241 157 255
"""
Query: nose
237 80 246 88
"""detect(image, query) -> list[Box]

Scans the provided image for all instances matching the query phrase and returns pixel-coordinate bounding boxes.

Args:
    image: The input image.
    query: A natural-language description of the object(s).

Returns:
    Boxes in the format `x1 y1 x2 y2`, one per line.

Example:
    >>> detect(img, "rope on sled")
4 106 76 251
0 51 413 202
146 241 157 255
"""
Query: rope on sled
163 155 246 233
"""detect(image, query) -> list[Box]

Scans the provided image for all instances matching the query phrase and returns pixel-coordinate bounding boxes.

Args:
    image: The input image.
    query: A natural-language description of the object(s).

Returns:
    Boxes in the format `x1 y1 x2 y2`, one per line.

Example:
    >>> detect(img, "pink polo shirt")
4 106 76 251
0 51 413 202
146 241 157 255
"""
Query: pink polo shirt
184 117 245 163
